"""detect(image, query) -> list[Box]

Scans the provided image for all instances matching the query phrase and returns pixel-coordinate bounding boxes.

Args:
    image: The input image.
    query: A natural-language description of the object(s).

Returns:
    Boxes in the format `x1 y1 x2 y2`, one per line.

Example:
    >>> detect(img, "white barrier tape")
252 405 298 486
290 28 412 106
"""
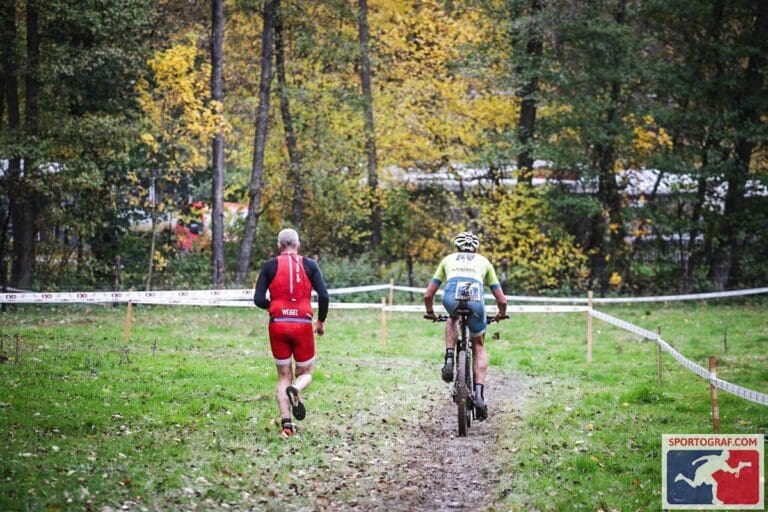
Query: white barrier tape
327 284 392 295
501 287 768 304
656 337 710 380
591 309 768 407
0 289 253 304
133 299 253 307
383 304 588 313
588 309 660 340
4 284 767 304
711 377 768 406
0 284 393 304
656 337 768 407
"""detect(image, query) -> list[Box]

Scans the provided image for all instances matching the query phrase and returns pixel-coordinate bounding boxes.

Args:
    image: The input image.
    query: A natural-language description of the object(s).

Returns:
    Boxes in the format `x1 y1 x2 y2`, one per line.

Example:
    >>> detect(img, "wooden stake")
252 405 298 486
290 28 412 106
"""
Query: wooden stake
656 325 663 386
586 290 593 363
380 297 387 350
709 355 720 433
388 278 395 306
124 301 133 342
14 334 20 364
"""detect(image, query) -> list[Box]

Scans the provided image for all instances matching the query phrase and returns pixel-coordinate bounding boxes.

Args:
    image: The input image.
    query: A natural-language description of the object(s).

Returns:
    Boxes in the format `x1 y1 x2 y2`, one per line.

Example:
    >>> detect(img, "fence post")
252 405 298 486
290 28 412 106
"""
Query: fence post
389 278 395 306
586 290 593 363
124 301 133 342
708 355 720 433
657 325 663 386
380 297 387 350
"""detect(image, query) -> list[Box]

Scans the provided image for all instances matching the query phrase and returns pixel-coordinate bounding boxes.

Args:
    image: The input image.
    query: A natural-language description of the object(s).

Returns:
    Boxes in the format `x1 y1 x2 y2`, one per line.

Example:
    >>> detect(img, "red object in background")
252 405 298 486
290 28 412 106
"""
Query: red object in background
174 221 192 252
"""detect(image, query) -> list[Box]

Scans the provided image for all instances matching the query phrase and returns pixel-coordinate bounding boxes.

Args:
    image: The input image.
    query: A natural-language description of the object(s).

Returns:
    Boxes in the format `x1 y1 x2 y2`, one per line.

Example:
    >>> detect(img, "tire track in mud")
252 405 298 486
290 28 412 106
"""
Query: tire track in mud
368 373 534 511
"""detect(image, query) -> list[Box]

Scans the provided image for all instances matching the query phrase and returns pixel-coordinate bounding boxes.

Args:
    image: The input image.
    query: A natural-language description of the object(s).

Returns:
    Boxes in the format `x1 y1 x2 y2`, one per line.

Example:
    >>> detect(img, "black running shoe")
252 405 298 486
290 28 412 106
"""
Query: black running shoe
474 398 488 421
441 363 454 383
286 386 306 421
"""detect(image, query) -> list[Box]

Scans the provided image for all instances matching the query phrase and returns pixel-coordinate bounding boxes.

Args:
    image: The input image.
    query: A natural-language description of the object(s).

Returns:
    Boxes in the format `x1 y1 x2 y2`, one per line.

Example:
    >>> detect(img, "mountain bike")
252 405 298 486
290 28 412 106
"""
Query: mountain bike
426 298 504 437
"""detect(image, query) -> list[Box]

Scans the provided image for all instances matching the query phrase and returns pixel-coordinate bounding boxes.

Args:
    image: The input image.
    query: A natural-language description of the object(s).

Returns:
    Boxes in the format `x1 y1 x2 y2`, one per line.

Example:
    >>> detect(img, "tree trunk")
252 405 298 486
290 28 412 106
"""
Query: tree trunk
10 0 39 289
682 175 708 293
515 0 542 185
707 0 766 289
590 0 627 294
210 0 226 289
235 0 277 286
0 0 15 291
274 2 303 230
145 172 158 291
356 0 381 250
0 207 9 297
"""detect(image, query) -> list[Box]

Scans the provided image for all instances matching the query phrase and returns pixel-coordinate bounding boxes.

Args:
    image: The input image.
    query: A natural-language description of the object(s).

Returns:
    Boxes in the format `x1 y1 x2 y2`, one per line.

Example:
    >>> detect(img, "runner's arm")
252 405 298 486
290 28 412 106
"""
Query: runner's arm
253 259 277 309
304 258 330 322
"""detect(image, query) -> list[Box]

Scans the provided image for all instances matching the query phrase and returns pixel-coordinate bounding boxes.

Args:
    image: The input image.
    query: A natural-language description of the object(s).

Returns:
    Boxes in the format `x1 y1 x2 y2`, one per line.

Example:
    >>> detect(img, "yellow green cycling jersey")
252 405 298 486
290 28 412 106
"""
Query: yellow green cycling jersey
430 252 501 291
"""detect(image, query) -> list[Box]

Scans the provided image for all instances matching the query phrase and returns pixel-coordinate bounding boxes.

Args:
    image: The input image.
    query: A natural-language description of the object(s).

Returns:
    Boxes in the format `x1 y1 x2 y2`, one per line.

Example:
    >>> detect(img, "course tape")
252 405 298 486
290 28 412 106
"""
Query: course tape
3 283 768 304
590 309 768 407
0 285 391 305
391 285 768 304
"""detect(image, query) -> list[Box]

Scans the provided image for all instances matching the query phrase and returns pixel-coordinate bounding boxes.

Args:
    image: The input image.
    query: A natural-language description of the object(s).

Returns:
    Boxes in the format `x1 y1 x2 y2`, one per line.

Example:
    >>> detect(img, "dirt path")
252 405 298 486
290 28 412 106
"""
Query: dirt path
364 372 534 511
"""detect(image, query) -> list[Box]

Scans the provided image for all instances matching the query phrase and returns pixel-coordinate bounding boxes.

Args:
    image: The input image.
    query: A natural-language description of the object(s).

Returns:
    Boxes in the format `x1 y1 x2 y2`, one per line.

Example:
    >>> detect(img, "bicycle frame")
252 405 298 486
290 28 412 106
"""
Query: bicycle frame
453 299 474 437
426 297 505 437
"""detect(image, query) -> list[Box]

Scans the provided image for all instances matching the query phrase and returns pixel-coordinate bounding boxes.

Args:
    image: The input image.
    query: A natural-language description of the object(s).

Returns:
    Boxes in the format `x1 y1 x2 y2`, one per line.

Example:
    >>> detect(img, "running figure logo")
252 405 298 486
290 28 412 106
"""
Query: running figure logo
662 435 764 510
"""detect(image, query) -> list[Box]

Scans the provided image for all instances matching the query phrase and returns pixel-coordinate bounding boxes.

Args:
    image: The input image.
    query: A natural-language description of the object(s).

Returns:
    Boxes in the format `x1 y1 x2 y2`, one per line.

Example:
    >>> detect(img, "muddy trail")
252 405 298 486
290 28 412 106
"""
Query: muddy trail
360 373 534 511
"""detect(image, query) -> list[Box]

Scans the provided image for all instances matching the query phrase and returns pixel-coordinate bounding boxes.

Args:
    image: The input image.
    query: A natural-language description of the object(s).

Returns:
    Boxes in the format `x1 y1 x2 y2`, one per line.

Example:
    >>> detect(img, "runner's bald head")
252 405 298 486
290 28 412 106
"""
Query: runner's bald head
277 228 300 251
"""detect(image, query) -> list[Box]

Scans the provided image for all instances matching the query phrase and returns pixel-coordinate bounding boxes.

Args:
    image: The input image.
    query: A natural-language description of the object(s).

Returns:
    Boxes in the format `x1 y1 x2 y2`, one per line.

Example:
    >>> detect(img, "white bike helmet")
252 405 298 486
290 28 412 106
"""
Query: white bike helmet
453 231 480 253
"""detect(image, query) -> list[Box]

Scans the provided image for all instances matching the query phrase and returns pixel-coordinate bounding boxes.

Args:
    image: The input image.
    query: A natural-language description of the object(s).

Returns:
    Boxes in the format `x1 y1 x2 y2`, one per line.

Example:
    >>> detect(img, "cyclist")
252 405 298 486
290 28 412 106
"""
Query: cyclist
423 231 507 420
253 228 330 438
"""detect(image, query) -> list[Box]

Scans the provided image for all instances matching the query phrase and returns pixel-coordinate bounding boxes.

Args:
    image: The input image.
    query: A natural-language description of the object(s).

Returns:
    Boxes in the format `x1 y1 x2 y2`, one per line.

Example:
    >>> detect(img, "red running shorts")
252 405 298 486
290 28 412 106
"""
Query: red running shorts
268 320 315 366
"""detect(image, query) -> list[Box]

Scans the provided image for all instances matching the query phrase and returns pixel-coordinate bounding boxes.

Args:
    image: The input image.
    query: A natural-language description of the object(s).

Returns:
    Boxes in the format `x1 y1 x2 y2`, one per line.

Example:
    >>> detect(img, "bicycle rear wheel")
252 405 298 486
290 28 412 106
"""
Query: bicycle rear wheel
456 350 468 437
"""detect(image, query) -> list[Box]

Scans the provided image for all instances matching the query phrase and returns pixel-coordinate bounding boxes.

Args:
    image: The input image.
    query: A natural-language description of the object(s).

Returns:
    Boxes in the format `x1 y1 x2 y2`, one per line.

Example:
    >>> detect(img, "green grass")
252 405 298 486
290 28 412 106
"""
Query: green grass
1 301 766 511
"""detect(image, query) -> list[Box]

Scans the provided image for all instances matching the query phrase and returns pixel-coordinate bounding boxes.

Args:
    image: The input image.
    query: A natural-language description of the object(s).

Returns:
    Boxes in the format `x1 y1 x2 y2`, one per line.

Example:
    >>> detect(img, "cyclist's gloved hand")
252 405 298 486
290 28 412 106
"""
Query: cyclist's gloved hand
424 311 438 321
493 312 508 322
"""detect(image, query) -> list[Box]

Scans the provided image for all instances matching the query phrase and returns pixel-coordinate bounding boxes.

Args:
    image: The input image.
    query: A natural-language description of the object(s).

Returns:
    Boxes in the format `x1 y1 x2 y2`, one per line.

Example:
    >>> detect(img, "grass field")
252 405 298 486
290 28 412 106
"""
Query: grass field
1 299 766 511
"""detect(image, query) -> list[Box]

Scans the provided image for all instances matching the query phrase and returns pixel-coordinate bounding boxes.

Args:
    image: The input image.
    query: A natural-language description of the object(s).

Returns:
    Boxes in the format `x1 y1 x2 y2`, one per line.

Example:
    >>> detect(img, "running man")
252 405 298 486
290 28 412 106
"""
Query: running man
423 231 507 420
674 450 752 505
254 229 330 438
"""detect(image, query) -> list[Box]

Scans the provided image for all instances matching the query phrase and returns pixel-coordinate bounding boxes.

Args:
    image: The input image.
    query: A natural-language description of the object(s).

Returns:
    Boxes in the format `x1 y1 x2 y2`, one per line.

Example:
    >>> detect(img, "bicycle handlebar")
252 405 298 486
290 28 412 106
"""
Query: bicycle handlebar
424 314 508 323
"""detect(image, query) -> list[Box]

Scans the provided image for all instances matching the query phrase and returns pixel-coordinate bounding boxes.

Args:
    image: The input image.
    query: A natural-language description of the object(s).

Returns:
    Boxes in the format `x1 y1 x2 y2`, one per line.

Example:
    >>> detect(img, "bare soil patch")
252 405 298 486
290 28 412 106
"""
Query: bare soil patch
319 372 535 511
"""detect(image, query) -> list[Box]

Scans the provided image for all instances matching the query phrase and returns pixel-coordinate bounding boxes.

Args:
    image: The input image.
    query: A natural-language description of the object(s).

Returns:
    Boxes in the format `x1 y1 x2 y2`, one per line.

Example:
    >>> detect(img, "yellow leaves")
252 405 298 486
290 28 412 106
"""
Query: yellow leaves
479 187 588 292
622 113 673 168
609 272 622 287
152 250 168 272
138 38 226 169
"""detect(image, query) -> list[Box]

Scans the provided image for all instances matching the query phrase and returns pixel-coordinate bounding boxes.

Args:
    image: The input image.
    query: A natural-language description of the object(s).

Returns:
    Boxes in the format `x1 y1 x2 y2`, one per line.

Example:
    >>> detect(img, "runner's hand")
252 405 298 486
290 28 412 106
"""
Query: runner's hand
424 311 438 321
494 312 508 322
315 320 325 336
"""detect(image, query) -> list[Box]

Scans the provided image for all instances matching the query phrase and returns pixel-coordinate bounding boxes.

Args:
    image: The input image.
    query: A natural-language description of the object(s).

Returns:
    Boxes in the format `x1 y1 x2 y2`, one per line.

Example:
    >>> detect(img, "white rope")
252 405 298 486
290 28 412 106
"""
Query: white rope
3 282 765 406
588 309 660 340
590 310 768 407
3 283 768 304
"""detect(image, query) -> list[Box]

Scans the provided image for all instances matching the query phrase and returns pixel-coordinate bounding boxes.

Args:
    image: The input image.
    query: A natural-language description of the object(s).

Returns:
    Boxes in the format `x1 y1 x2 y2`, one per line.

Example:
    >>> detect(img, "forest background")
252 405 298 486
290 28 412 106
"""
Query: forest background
0 0 766 297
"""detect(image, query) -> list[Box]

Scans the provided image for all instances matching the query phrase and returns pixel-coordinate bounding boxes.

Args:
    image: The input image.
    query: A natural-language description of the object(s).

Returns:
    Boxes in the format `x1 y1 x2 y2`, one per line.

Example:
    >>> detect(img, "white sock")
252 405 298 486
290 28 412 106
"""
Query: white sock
295 373 312 392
